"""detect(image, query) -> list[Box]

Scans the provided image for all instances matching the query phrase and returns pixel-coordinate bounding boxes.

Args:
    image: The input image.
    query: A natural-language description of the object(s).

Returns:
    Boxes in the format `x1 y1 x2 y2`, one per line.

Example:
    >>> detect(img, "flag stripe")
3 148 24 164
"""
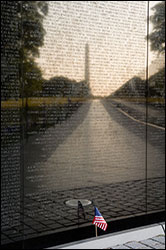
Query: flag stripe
92 207 108 232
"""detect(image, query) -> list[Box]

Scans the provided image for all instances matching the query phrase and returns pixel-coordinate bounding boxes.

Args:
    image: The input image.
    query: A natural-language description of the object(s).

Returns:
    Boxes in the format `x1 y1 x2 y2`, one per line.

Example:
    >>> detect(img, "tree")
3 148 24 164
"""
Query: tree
1 1 48 100
148 1 165 54
19 1 48 98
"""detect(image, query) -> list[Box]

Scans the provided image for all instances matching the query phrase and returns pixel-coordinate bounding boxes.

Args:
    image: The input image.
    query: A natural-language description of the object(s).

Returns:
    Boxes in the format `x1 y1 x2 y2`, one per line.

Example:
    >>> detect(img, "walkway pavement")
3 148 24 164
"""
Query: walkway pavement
109 234 165 249
107 98 165 128
1 177 165 246
50 223 165 249
1 100 165 247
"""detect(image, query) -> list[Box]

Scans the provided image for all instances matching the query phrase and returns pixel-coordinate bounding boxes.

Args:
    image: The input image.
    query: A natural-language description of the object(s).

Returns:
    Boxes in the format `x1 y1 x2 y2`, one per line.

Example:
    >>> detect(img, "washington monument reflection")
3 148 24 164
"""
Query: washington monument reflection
85 43 90 87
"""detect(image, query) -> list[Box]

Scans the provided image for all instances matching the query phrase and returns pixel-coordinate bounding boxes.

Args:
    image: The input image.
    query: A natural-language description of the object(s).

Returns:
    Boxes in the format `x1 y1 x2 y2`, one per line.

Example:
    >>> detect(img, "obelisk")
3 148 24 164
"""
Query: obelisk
85 43 90 87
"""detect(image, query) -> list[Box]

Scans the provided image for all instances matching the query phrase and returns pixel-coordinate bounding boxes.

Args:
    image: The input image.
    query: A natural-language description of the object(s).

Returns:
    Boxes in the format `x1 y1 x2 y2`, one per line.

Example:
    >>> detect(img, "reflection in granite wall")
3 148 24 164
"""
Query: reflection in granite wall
1 1 21 231
1 1 165 247
36 1 147 96
147 1 165 213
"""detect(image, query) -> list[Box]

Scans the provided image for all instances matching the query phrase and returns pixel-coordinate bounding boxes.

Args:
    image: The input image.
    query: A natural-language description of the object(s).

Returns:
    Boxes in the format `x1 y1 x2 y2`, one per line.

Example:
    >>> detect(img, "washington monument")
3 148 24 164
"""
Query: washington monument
85 43 90 87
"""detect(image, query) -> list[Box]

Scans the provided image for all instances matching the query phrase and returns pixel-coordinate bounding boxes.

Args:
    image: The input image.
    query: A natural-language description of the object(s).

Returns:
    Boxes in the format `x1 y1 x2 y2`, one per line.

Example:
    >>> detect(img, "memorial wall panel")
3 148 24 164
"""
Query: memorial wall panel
147 1 165 213
1 1 165 248
1 1 21 233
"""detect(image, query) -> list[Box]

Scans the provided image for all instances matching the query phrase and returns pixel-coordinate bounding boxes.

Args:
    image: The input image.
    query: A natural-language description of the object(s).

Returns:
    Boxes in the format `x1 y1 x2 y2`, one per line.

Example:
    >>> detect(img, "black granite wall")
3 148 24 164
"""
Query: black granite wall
1 1 165 247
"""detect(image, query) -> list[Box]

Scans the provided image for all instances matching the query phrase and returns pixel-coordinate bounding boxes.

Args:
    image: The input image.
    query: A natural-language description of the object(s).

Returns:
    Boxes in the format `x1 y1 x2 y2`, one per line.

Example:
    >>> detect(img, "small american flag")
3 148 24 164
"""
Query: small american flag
92 207 107 231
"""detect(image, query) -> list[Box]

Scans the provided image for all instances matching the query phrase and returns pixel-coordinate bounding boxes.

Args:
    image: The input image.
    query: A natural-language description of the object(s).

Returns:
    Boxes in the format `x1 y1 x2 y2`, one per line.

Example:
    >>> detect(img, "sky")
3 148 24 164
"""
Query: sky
36 1 164 96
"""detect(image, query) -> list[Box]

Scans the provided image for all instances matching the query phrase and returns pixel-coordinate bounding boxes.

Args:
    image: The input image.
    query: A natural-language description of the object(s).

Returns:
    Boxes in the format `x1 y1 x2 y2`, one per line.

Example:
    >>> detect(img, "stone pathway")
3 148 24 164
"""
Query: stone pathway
109 234 165 249
1 100 165 247
107 98 165 128
1 178 165 245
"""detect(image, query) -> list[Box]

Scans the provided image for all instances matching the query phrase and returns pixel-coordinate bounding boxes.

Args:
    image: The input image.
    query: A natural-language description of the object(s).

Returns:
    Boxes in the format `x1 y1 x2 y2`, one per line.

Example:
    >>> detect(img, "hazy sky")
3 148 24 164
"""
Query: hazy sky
36 1 163 96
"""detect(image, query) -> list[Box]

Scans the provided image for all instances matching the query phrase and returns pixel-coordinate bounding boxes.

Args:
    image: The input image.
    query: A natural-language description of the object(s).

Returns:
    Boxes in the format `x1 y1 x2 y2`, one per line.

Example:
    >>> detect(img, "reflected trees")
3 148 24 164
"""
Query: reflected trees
20 1 48 98
148 1 165 54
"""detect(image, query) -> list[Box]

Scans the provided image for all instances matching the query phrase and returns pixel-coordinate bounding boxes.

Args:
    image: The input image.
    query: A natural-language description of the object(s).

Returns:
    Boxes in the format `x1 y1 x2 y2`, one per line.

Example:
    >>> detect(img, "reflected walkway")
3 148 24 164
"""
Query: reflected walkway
25 100 165 193
1 177 165 245
2 99 165 246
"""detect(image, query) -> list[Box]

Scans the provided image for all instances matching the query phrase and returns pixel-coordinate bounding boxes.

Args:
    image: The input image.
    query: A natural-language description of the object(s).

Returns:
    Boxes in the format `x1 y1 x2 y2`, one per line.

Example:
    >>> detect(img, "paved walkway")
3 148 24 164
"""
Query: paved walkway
109 234 165 249
24 100 165 194
51 223 165 249
1 100 165 246
1 178 165 245
1 100 165 247
107 98 165 128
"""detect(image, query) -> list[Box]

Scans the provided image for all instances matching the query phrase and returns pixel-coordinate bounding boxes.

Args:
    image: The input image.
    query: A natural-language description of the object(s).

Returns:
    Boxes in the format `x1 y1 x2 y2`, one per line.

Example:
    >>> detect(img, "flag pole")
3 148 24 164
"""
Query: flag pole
95 225 98 237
